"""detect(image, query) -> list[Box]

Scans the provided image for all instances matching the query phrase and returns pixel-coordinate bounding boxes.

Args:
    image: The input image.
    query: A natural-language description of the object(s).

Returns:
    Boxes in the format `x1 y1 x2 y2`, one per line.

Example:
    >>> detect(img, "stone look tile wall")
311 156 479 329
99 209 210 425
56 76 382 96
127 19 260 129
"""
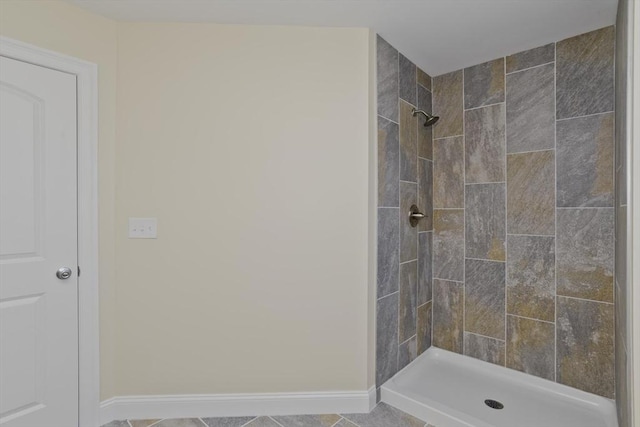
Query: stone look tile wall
431 27 616 398
614 0 631 425
376 36 434 395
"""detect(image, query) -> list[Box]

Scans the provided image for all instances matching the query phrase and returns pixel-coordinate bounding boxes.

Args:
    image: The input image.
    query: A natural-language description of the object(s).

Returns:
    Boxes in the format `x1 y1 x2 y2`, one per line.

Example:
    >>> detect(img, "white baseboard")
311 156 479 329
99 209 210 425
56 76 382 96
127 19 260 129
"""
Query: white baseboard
100 388 376 425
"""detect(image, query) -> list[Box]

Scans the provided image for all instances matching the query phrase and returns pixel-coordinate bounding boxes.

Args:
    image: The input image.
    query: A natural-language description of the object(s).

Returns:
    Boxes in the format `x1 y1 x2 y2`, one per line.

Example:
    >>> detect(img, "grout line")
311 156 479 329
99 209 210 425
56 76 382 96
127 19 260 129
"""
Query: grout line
395 51 402 378
147 421 164 427
197 418 208 427
400 259 417 266
399 179 417 185
400 334 417 346
465 256 505 263
430 76 435 352
378 206 399 209
126 421 133 427
239 418 259 427
557 294 615 305
553 43 558 383
378 113 399 125
330 417 345 427
417 156 433 162
555 110 614 122
465 181 506 185
507 313 555 325
465 330 506 342
341 414 363 427
433 134 464 140
463 100 505 112
503 55 508 362
506 148 555 156
417 82 431 93
462 65 466 356
507 233 555 238
378 290 399 301
556 206 615 210
432 276 464 284
505 60 555 75
269 416 286 427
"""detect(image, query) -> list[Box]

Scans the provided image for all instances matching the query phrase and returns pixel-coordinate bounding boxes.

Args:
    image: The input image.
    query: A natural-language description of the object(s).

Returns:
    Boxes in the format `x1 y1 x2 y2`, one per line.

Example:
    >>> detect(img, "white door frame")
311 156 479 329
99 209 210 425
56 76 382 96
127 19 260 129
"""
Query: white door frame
0 36 100 427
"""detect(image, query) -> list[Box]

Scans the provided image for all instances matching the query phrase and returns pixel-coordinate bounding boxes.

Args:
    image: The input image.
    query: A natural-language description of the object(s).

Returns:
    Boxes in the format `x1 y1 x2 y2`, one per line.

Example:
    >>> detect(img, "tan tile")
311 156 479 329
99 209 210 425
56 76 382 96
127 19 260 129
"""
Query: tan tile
433 71 463 139
507 150 555 235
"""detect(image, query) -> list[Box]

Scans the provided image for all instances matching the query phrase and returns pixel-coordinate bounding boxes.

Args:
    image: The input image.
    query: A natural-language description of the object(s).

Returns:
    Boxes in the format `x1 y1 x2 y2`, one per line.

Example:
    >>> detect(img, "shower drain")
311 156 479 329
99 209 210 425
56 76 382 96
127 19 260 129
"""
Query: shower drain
484 399 504 410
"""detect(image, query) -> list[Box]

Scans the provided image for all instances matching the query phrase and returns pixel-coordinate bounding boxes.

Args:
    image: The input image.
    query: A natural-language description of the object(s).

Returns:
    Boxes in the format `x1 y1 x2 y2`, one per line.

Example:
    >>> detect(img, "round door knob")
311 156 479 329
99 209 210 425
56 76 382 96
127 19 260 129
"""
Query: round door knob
56 267 72 280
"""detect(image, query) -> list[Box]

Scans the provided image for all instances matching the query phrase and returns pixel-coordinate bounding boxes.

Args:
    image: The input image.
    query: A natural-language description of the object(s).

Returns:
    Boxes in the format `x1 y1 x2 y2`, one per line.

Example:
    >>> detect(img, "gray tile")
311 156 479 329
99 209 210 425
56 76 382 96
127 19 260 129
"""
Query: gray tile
400 100 418 182
376 293 399 386
432 279 464 353
465 183 506 261
377 36 399 121
244 418 280 427
506 43 555 73
202 417 256 427
433 209 464 282
507 235 555 322
557 113 614 207
417 85 433 160
433 71 463 139
400 261 418 342
343 402 425 427
399 53 417 105
464 103 506 183
506 315 555 381
417 158 433 231
377 208 399 298
130 421 162 427
378 116 399 207
334 419 358 427
464 58 505 109
557 208 614 302
506 63 555 153
556 26 615 119
272 414 341 427
418 232 432 305
507 151 555 235
417 67 432 91
154 420 206 427
465 259 505 340
433 136 464 208
102 422 130 427
398 336 418 370
417 301 432 355
557 296 614 398
464 332 505 366
400 182 418 262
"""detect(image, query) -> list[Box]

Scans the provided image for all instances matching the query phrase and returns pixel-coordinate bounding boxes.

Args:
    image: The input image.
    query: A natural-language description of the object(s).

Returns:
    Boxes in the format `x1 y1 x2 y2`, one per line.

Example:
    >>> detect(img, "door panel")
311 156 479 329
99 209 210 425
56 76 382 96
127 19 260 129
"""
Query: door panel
0 56 78 427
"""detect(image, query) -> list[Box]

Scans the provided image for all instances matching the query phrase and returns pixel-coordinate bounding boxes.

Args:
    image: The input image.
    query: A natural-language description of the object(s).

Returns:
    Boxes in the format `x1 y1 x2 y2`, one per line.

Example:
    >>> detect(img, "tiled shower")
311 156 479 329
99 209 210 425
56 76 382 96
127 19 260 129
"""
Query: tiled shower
376 24 625 413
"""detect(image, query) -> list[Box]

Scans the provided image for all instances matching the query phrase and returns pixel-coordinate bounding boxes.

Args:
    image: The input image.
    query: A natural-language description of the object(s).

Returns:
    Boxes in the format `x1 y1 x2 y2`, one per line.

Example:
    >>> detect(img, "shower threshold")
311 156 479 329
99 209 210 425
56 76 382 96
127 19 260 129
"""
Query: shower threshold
380 347 618 427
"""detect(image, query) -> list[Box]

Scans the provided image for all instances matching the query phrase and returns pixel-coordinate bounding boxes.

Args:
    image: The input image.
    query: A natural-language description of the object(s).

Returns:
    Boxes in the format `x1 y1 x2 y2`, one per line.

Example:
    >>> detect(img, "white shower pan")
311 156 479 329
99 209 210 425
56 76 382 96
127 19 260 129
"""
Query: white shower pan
381 347 618 427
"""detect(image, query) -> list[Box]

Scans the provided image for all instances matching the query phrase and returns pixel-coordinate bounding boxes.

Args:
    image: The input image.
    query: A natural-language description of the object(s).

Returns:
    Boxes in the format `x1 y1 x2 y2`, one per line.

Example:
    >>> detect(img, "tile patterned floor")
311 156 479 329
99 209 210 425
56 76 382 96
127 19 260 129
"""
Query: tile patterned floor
101 403 437 427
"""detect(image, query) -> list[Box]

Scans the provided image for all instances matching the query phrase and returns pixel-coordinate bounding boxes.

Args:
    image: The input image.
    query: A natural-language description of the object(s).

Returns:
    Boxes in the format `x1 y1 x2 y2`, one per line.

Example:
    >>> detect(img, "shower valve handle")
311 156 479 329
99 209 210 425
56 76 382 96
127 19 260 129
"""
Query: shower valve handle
409 204 427 228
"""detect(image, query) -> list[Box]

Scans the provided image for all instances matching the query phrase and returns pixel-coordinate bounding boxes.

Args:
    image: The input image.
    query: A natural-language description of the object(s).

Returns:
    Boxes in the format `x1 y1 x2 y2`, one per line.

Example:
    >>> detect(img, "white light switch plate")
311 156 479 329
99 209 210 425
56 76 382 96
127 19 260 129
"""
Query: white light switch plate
128 218 157 238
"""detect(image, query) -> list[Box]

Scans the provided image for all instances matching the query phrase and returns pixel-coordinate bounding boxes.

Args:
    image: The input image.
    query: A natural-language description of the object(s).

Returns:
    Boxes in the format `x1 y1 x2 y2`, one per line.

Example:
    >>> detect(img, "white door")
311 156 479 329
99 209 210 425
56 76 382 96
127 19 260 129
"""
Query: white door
0 56 78 427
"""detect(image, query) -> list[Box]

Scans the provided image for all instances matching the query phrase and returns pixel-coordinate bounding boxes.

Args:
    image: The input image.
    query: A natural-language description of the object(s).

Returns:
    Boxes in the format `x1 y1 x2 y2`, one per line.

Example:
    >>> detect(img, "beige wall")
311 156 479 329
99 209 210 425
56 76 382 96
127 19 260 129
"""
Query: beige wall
0 0 119 399
1 2 375 399
115 23 372 395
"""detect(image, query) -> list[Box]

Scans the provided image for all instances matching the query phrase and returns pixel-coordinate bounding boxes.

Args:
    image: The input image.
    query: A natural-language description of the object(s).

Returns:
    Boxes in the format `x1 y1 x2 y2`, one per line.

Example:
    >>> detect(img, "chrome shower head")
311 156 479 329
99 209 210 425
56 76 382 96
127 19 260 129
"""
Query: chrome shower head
412 108 440 127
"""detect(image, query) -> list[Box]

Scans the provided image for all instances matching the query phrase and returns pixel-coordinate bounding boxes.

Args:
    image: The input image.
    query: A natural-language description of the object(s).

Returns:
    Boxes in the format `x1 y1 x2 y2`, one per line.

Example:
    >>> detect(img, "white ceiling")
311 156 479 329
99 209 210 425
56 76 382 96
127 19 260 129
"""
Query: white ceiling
70 0 618 76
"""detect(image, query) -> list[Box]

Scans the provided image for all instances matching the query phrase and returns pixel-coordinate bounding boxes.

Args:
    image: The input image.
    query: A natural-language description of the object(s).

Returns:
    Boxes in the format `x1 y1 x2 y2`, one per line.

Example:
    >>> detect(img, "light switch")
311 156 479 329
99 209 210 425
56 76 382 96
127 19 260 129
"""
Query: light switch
128 218 157 238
